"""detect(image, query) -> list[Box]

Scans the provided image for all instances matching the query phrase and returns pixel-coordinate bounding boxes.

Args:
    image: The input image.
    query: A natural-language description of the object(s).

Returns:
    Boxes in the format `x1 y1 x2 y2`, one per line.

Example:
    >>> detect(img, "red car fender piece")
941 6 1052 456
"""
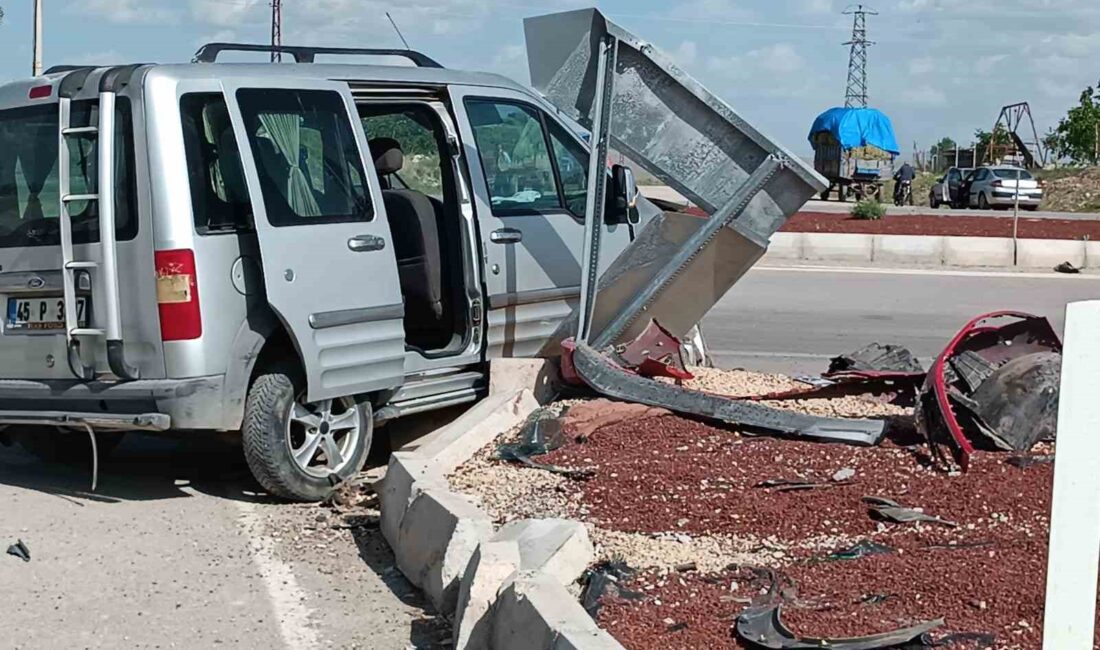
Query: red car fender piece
924 310 1060 470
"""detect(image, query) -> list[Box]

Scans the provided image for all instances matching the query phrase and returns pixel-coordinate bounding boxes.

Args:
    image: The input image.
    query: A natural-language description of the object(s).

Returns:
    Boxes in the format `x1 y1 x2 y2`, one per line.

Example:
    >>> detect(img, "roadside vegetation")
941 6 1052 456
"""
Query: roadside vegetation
850 198 886 220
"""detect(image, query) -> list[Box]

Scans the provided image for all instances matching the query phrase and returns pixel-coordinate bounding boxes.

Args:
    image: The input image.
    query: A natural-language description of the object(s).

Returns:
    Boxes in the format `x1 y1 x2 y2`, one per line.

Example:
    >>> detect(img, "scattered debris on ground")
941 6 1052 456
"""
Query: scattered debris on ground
6 539 30 562
448 354 1070 648
1036 166 1100 213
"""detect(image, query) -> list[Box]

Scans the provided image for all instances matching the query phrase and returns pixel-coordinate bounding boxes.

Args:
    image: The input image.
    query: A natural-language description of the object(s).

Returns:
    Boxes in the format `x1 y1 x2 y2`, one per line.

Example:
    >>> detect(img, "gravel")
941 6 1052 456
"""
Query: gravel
782 211 1100 240
446 366 1075 649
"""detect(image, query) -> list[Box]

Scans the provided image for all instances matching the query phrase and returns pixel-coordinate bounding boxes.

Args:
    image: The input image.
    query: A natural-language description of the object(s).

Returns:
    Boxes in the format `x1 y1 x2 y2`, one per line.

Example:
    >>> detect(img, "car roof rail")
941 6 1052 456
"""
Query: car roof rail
191 43 444 68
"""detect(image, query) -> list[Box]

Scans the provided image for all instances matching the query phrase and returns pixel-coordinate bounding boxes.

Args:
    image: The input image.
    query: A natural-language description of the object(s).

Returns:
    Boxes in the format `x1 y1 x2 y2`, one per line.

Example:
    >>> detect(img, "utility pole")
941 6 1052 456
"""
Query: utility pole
270 0 282 62
32 0 42 76
842 4 876 108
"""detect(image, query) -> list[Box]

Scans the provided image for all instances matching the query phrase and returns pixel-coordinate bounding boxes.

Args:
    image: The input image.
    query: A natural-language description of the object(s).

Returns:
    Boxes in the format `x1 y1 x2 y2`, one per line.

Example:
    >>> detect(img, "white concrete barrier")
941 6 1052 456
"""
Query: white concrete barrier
1016 239 1086 269
872 234 944 265
941 236 1015 267
801 233 874 262
1042 301 1100 649
763 232 803 260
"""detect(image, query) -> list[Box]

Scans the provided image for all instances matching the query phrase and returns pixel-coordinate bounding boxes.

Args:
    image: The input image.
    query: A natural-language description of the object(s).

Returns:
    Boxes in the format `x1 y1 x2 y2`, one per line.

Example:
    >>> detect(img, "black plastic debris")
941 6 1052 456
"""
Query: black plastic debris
822 540 894 562
496 406 594 479
927 632 996 647
1006 454 1055 468
736 603 943 650
828 343 925 375
754 479 836 492
666 622 689 633
859 594 891 606
863 496 957 528
1053 261 1080 274
6 539 30 562
581 559 643 618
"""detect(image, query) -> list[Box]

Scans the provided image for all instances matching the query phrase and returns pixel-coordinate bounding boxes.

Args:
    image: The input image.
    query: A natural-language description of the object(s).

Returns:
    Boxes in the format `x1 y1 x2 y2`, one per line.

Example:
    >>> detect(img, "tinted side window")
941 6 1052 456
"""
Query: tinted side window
180 93 253 233
236 89 372 227
547 120 588 218
465 99 561 216
0 100 136 248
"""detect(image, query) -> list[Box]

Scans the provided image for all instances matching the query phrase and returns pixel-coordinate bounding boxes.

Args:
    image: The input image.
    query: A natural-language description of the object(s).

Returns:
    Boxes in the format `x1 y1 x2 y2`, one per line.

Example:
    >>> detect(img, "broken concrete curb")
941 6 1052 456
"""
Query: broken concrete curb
767 232 1096 269
378 360 623 649
492 574 622 650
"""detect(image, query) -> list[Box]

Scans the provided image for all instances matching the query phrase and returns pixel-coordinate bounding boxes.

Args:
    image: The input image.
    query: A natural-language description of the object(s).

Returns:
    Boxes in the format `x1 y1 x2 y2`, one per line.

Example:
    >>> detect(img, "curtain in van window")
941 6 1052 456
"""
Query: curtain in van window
17 120 58 221
257 113 321 217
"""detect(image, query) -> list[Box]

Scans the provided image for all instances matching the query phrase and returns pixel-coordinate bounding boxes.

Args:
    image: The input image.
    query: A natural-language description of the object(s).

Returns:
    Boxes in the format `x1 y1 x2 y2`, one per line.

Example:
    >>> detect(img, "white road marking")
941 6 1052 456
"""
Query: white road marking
235 501 320 650
754 265 1100 281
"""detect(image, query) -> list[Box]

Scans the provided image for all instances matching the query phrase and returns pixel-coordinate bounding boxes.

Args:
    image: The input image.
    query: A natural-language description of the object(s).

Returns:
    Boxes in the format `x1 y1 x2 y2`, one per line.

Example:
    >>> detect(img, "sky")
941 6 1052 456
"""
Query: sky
0 0 1098 159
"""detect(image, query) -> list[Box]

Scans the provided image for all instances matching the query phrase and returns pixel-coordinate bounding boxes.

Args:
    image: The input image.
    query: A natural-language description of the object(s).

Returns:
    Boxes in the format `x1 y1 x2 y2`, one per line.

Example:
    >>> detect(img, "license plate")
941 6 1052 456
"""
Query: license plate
6 296 87 334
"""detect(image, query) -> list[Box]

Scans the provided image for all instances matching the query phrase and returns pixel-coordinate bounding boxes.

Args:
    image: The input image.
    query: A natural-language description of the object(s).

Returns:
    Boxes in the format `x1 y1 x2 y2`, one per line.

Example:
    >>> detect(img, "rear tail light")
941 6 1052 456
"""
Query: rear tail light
155 249 202 341
28 85 52 99
992 180 1003 187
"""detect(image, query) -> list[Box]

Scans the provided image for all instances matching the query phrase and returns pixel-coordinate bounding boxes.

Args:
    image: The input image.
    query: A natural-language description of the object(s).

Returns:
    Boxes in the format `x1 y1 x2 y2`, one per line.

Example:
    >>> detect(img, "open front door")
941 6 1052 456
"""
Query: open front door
222 77 405 402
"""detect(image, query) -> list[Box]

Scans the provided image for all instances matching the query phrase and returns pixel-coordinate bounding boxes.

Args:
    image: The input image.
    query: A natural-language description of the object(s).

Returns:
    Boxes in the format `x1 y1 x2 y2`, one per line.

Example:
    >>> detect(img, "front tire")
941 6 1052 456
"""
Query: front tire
978 192 990 210
242 364 373 502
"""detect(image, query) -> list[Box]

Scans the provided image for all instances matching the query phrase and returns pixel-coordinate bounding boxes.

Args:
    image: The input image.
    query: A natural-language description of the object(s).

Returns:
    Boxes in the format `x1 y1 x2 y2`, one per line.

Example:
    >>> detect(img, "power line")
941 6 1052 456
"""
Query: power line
842 4 876 108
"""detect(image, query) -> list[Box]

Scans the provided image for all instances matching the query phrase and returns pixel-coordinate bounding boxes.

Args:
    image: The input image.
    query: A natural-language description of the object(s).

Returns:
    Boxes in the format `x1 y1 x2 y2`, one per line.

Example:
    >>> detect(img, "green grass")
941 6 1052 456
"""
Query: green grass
851 198 886 220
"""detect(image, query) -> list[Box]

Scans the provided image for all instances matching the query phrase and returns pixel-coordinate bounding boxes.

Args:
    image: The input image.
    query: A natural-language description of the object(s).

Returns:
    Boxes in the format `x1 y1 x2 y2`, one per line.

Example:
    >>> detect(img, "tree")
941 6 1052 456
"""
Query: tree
931 137 957 155
1050 82 1100 164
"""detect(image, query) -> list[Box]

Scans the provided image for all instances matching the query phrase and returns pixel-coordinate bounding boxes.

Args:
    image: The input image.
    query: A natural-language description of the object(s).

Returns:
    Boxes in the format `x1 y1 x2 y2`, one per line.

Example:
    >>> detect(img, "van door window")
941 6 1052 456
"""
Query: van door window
0 101 137 248
180 93 253 233
360 107 445 200
235 89 373 227
465 99 562 215
547 121 589 218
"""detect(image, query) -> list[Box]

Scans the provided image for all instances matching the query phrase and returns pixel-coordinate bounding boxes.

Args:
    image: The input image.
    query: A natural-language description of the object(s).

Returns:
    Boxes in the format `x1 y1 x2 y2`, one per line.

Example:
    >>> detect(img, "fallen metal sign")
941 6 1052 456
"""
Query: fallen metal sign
569 341 885 445
525 9 826 348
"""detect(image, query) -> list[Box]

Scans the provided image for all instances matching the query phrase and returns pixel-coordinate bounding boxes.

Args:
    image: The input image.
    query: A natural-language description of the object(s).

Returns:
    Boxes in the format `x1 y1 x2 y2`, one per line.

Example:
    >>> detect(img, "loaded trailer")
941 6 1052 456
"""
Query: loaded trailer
809 106 899 202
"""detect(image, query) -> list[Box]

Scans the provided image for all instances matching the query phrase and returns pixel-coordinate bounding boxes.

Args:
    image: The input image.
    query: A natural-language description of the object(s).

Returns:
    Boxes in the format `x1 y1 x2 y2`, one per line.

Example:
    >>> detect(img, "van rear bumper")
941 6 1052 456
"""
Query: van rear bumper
0 376 228 431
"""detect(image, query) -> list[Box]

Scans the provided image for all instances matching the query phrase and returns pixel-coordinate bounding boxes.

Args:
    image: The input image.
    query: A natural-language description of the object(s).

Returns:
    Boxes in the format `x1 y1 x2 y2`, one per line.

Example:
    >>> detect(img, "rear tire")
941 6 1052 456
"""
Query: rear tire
242 364 373 502
15 427 125 464
930 194 940 208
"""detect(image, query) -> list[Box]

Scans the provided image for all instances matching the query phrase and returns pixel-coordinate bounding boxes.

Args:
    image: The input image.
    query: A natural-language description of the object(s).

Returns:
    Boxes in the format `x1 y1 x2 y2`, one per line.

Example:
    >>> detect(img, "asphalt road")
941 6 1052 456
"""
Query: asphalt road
701 265 1100 374
0 433 450 650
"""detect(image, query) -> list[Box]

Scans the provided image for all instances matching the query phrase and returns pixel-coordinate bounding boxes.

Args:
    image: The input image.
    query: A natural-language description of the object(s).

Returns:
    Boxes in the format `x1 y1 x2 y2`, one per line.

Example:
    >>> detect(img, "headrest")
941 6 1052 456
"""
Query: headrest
369 137 404 175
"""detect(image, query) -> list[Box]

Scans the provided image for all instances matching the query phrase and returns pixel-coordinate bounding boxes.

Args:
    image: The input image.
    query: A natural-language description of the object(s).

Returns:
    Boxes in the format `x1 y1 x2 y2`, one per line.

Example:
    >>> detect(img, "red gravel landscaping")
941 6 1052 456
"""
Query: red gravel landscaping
780 211 1100 240
541 411 1088 649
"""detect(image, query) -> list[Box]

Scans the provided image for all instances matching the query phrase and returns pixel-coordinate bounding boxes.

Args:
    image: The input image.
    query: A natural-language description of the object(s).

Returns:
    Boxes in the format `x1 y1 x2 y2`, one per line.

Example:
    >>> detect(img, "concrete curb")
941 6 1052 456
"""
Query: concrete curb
378 360 624 650
766 232 1092 269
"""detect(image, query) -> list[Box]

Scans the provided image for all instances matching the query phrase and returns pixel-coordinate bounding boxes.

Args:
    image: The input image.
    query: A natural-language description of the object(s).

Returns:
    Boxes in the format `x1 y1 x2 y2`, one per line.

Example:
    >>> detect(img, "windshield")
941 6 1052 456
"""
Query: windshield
0 101 136 248
993 169 1033 180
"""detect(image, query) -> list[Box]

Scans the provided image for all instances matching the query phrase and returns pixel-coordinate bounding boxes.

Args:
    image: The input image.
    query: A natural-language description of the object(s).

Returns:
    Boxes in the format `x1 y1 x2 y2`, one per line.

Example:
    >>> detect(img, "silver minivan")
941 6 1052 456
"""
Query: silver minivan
0 45 646 500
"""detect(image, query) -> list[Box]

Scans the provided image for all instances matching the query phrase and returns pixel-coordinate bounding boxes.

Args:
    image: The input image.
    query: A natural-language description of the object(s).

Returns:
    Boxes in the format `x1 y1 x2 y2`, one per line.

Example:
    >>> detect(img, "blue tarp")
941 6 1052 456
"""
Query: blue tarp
808 107 900 155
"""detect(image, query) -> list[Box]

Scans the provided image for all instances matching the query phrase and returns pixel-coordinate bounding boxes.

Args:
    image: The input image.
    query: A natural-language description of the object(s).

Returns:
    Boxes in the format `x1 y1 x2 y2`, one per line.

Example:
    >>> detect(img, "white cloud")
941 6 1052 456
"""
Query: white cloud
704 43 810 98
801 0 833 14
900 85 946 107
669 0 756 22
974 54 1006 74
908 57 934 76
189 0 263 28
73 0 177 24
674 41 699 68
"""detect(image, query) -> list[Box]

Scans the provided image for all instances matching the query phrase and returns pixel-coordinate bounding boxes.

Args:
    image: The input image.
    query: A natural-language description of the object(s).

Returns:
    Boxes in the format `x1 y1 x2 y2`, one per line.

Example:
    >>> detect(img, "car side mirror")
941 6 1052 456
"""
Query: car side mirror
611 164 640 224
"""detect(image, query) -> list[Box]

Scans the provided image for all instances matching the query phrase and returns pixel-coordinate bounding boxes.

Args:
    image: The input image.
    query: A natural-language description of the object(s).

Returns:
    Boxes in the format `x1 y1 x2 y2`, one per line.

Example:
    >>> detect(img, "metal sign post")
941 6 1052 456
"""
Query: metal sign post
575 35 617 344
1012 168 1021 264
1042 301 1100 648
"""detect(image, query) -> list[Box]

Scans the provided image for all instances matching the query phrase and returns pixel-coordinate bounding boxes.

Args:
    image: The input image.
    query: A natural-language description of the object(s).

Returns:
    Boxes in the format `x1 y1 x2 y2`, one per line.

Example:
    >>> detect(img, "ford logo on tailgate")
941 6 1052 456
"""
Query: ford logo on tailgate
27 276 45 290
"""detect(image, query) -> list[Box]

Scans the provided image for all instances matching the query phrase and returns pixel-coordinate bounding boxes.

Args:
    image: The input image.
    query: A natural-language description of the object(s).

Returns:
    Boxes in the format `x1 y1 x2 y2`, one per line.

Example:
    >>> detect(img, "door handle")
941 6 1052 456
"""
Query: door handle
348 234 385 252
490 228 522 244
